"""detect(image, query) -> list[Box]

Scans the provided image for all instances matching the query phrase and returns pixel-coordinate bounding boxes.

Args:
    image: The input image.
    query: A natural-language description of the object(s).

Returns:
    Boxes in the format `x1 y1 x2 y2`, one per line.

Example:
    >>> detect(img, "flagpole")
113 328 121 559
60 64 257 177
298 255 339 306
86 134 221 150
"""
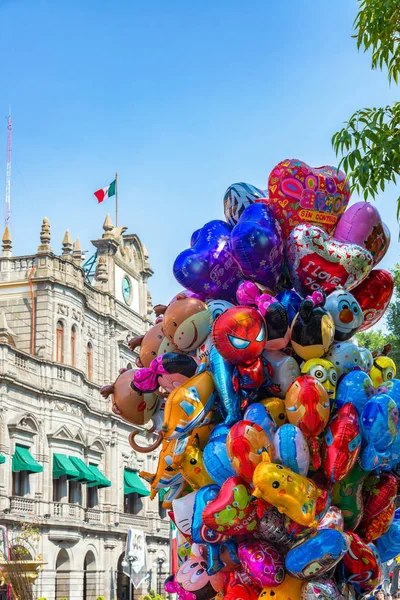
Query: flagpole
115 172 118 226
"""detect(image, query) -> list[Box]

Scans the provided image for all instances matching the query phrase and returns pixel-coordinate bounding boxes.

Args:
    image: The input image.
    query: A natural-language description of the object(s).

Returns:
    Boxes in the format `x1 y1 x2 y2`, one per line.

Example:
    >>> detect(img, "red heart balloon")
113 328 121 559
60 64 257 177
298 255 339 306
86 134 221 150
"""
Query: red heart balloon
334 201 390 267
286 224 373 296
351 269 394 331
267 159 350 238
202 476 258 537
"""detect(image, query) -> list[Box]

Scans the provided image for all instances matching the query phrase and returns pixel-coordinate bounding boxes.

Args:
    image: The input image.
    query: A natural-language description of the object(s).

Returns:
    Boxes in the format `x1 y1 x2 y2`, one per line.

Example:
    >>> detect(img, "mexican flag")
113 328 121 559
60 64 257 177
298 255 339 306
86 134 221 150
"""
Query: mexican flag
94 179 116 204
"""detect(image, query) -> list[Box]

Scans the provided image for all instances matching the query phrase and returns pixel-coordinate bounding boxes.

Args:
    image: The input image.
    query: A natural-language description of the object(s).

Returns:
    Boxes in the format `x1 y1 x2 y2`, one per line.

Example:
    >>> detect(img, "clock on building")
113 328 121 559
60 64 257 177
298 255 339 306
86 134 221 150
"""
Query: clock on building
122 275 132 305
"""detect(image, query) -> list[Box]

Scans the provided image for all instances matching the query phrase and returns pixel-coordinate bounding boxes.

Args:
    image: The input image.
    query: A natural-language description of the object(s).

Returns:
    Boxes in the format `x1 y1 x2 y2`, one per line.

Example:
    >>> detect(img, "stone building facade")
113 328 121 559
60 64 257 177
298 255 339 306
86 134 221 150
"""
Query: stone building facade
0 217 169 600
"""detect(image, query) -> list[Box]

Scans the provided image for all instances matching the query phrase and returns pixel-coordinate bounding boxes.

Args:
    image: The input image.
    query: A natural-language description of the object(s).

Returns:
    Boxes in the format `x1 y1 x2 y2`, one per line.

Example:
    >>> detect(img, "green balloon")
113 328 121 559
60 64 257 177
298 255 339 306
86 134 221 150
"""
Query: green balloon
332 460 368 530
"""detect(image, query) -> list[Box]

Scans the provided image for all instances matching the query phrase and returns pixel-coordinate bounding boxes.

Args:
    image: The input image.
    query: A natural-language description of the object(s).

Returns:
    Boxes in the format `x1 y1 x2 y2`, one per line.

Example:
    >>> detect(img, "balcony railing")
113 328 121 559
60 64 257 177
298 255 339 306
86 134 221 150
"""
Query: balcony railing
85 508 102 523
10 496 35 515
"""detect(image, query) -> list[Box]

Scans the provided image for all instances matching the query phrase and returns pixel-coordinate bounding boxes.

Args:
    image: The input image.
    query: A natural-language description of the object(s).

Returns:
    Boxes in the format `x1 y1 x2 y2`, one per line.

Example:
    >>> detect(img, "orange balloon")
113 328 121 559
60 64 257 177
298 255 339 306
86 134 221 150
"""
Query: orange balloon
101 369 159 426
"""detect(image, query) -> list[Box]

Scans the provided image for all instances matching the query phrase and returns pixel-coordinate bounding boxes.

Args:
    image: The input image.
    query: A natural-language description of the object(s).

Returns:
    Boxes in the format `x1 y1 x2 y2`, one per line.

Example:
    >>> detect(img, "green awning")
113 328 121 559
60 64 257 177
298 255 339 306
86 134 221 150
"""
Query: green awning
124 469 150 497
69 456 97 484
87 464 111 489
0 454 6 465
12 445 43 473
53 454 80 479
158 487 170 501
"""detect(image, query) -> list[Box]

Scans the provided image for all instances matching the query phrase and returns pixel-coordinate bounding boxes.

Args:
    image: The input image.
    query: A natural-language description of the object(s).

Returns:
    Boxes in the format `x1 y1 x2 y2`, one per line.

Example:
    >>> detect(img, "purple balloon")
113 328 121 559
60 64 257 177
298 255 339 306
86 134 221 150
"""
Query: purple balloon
238 540 285 588
173 220 242 301
231 203 284 291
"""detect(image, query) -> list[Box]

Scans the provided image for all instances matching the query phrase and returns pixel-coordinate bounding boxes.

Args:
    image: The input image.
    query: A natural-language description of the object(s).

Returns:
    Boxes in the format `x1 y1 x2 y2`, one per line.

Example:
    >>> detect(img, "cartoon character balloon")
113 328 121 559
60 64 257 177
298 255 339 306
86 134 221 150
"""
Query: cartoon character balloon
238 540 285 588
172 555 226 600
285 528 349 579
227 420 273 482
301 358 337 400
257 575 304 599
252 456 322 527
212 306 266 365
370 344 397 387
284 375 330 469
324 289 363 341
321 403 361 483
335 370 374 414
360 392 398 470
160 295 212 352
290 294 334 361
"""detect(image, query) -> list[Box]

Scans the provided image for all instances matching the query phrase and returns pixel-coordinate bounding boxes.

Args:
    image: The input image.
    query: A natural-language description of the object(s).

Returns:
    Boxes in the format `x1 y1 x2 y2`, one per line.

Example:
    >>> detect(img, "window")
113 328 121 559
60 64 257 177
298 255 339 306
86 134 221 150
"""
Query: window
87 343 93 380
124 493 142 515
53 475 67 502
87 486 98 509
56 321 64 363
68 480 82 505
71 327 76 367
12 472 30 497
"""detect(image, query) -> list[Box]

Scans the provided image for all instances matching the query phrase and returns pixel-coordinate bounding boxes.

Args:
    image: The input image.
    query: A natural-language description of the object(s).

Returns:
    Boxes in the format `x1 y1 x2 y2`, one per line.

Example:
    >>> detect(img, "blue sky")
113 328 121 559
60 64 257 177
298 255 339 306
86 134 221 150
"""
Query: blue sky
0 0 399 308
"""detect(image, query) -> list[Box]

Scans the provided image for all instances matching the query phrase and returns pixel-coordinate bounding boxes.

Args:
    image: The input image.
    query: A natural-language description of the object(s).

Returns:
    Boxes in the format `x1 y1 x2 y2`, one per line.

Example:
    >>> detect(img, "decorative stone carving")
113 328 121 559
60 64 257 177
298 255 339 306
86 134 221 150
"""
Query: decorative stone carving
37 217 52 253
57 303 69 316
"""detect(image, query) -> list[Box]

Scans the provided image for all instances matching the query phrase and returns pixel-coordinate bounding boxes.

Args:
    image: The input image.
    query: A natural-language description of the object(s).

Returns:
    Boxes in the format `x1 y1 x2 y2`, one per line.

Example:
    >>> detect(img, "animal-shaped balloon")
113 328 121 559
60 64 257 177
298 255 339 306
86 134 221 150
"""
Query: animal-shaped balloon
170 433 215 490
128 313 178 367
324 289 363 341
140 437 185 499
301 358 337 400
370 344 397 387
212 306 266 365
237 281 290 351
257 575 304 599
273 424 310 476
202 476 258 536
335 370 375 414
321 403 361 483
191 485 239 576
285 375 330 469
252 456 322 527
162 371 217 440
172 554 226 600
133 353 198 393
360 392 398 470
261 397 288 428
263 350 300 399
341 532 382 596
209 345 241 425
285 528 349 579
206 299 235 321
325 342 363 378
290 293 334 361
223 181 266 226
331 460 368 530
160 295 212 352
238 540 285 588
203 424 237 487
227 420 272 482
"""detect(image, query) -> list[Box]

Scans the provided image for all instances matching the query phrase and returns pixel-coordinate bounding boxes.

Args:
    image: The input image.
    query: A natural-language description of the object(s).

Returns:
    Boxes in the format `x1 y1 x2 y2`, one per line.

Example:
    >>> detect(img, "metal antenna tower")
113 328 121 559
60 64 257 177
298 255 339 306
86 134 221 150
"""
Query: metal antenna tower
4 106 12 228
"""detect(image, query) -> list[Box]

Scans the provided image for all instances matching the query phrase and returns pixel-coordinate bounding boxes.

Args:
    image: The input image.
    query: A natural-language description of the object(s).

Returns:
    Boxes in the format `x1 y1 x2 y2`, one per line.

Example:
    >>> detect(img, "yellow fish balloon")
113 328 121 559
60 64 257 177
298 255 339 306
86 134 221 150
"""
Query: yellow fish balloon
140 438 185 499
170 432 215 489
258 575 304 599
162 371 216 440
252 454 322 527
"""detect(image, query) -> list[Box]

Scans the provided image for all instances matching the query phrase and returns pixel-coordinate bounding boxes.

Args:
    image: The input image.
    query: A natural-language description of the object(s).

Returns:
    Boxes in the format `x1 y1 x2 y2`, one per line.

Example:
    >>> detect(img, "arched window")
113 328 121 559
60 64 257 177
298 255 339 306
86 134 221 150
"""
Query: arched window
71 327 76 367
56 322 64 363
87 343 93 381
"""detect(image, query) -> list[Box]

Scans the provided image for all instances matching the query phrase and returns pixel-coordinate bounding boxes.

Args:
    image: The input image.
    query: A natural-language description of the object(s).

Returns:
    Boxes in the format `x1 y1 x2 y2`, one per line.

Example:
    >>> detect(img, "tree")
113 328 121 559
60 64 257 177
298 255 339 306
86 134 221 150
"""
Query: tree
332 0 400 217
356 329 388 351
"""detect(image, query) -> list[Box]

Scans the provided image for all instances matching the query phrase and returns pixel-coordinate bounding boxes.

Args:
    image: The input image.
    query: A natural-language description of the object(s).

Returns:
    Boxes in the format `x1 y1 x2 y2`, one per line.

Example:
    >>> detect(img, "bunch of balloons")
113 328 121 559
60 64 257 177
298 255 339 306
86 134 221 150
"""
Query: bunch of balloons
102 158 400 600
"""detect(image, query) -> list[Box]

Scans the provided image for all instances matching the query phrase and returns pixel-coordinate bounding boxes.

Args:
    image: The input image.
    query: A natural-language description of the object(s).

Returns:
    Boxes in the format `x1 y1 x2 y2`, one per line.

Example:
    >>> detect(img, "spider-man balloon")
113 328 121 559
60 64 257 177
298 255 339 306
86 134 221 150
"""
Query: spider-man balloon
212 307 266 365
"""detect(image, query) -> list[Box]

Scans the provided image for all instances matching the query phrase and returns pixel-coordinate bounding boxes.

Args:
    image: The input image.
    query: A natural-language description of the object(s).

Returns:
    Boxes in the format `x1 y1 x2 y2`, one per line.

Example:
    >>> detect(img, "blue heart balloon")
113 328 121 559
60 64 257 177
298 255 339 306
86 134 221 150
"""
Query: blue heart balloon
231 203 284 290
173 220 242 301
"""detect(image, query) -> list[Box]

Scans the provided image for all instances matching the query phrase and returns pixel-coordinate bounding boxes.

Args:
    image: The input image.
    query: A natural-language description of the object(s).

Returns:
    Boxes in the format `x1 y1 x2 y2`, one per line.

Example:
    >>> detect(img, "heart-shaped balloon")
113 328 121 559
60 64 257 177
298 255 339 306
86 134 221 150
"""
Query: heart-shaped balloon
238 540 285 588
334 201 390 266
286 224 373 296
173 220 242 301
267 159 350 238
351 269 394 331
223 182 266 226
231 203 284 291
202 476 258 537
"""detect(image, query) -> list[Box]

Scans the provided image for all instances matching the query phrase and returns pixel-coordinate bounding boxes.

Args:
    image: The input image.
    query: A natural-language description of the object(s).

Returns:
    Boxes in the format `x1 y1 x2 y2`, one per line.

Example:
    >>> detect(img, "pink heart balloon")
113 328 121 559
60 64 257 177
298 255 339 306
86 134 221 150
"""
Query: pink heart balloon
286 224 373 296
238 540 285 588
334 202 390 266
267 159 350 238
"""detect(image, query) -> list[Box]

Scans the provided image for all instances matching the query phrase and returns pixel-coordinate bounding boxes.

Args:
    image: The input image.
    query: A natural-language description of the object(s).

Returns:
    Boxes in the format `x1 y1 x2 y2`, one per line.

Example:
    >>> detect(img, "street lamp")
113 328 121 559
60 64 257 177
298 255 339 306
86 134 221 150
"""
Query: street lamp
122 552 138 600
152 556 165 596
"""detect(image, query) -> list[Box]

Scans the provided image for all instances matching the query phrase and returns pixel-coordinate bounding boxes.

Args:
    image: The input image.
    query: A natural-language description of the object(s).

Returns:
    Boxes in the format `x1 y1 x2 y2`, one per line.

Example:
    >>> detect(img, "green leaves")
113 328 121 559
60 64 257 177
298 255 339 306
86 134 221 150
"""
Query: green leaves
332 103 400 215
